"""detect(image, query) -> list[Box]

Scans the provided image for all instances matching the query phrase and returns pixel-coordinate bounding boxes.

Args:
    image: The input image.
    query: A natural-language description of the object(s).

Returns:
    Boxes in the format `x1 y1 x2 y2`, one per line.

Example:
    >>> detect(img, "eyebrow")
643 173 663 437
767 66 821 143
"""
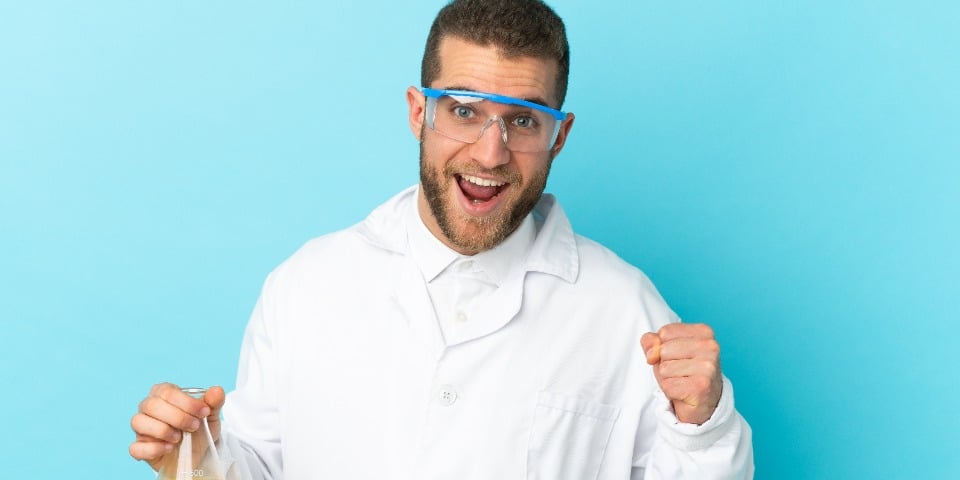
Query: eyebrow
441 85 553 109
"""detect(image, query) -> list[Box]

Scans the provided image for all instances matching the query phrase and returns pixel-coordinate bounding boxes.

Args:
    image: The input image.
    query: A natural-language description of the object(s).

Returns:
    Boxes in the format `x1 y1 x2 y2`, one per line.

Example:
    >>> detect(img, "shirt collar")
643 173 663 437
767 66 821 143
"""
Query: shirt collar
355 184 579 284
405 187 536 286
467 215 534 285
406 191 459 282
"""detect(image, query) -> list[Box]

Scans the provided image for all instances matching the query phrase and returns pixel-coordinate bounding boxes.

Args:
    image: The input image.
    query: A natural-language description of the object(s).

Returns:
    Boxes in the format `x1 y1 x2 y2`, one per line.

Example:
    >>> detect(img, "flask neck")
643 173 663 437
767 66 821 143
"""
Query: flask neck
180 387 207 399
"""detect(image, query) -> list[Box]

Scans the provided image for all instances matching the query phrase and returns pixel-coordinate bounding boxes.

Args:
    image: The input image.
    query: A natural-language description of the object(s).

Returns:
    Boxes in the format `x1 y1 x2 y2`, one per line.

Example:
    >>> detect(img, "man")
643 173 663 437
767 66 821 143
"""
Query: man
130 0 754 478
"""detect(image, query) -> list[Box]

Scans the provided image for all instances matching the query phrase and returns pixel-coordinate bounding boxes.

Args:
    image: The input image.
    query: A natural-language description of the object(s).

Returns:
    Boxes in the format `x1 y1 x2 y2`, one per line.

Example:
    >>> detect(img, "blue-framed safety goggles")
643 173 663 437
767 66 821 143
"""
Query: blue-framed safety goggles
421 87 566 153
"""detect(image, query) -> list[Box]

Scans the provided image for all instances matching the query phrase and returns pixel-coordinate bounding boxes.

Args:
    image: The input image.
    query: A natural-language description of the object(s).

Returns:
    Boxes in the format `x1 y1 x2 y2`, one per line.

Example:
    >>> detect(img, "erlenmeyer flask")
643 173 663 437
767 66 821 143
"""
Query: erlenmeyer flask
157 388 224 480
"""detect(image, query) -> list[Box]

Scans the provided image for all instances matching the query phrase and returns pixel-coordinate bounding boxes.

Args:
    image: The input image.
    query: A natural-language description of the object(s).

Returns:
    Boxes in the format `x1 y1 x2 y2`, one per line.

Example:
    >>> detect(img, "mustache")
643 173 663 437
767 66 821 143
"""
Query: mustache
442 162 521 184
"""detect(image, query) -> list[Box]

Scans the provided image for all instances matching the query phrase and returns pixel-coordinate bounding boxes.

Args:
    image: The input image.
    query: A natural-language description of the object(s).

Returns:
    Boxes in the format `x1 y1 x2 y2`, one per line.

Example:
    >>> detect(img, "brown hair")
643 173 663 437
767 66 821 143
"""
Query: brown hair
421 0 570 108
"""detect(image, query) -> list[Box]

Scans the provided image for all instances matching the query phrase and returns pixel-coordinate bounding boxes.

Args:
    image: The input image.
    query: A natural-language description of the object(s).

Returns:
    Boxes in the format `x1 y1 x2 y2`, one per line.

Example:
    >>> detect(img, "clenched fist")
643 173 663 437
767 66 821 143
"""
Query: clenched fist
641 323 723 426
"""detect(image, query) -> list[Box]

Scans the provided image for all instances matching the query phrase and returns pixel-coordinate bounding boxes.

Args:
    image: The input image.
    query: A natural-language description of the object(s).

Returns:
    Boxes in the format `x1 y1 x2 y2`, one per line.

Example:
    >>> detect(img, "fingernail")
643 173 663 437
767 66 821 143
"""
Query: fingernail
201 407 211 417
190 419 200 431
164 443 174 453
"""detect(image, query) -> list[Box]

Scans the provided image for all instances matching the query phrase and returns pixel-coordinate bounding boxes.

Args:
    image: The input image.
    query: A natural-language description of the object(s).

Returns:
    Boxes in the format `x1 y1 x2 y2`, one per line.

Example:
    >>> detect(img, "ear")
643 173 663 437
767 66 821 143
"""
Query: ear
550 112 575 158
406 86 425 141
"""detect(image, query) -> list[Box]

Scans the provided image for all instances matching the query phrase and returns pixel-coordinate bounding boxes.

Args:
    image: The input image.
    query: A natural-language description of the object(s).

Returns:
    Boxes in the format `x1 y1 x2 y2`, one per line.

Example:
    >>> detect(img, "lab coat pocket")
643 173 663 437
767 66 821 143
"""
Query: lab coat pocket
526 391 620 480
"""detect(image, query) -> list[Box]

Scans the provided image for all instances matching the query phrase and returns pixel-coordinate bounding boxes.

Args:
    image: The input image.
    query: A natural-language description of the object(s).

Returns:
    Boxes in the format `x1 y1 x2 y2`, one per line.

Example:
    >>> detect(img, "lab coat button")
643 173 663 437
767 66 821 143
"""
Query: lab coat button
456 311 468 323
459 260 474 271
438 385 458 406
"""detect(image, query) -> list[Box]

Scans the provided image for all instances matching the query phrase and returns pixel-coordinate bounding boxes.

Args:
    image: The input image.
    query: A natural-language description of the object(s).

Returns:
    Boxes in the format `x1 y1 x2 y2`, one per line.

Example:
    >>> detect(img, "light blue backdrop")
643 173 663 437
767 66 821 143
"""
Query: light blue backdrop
1 1 957 478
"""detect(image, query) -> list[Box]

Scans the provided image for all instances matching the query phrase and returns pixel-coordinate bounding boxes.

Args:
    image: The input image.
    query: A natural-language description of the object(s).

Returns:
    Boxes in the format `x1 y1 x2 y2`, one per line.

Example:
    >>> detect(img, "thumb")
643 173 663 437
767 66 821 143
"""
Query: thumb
203 386 226 417
640 332 661 365
202 386 226 442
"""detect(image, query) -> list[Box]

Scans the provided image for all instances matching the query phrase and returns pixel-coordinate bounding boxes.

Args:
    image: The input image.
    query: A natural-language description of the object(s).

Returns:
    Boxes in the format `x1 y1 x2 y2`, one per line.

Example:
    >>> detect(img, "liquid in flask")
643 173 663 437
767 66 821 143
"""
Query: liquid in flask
157 388 225 480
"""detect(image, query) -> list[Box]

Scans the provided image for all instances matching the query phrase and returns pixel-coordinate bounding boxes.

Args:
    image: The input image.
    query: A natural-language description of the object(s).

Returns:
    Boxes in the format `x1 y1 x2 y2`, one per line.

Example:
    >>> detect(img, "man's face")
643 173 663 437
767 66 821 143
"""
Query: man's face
406 37 574 255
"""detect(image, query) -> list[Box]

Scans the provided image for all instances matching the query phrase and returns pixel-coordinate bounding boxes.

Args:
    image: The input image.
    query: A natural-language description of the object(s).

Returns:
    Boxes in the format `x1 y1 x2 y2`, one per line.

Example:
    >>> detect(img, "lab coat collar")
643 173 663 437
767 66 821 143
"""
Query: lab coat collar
407 196 537 287
355 184 579 284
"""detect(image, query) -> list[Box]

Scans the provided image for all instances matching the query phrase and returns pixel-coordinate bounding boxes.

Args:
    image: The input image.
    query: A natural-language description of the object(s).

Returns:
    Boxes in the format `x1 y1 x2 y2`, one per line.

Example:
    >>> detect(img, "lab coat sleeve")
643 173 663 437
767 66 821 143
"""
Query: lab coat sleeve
218 280 284 480
633 376 754 479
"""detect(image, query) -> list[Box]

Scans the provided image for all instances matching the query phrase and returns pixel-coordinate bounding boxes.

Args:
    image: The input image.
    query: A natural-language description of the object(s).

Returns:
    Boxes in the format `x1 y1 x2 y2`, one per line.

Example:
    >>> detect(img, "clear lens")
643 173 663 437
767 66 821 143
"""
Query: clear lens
426 95 560 152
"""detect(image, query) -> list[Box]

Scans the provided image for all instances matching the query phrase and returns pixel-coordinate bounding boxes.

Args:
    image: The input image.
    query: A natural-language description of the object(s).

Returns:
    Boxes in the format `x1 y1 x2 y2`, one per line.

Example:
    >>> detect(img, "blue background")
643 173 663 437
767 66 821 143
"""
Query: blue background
1 1 957 477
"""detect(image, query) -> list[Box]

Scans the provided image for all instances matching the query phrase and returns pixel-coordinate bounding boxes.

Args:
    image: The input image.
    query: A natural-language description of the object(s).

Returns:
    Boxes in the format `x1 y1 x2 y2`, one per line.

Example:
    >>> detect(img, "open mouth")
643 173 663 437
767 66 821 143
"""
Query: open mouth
457 173 507 204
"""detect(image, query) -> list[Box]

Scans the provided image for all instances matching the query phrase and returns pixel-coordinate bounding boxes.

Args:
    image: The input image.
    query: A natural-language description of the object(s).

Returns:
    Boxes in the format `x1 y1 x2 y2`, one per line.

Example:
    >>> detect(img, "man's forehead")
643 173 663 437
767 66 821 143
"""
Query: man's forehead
434 36 559 106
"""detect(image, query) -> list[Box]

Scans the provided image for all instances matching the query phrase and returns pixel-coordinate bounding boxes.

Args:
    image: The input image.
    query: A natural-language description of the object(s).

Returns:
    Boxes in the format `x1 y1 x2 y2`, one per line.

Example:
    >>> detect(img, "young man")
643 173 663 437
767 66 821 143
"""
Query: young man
130 1 754 477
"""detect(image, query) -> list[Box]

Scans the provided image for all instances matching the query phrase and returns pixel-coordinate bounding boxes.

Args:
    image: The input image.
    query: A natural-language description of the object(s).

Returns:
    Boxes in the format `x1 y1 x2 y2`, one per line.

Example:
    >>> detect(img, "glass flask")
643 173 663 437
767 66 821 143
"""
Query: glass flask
157 388 225 480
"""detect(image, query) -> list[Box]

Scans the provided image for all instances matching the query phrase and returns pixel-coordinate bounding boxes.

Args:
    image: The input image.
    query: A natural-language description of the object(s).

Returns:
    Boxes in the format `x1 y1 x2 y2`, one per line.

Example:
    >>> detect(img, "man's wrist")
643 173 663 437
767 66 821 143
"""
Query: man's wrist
656 376 737 451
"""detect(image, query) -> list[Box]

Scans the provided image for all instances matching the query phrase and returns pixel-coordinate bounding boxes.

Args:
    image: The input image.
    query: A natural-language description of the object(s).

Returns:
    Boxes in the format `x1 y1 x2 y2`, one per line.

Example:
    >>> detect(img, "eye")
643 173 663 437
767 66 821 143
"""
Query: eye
451 105 475 119
511 115 538 129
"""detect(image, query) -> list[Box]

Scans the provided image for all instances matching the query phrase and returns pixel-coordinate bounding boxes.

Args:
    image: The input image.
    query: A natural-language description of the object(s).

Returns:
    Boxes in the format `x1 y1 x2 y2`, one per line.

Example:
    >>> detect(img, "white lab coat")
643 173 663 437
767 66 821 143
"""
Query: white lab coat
220 186 754 479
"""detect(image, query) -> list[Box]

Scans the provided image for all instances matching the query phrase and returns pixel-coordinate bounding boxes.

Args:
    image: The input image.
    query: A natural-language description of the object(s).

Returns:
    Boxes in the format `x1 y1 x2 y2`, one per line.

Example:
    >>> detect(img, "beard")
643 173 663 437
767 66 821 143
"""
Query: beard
419 140 552 254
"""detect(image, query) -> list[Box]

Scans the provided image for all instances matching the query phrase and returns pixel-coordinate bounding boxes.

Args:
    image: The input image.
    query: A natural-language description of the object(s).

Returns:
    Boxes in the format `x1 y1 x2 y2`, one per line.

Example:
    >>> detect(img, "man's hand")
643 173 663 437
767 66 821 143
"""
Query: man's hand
129 383 226 471
641 324 723 425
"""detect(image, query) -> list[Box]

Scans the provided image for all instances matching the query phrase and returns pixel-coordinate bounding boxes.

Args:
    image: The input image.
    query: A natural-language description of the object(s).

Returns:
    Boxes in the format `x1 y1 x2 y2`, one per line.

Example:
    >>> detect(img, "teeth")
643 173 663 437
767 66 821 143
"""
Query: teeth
461 174 505 187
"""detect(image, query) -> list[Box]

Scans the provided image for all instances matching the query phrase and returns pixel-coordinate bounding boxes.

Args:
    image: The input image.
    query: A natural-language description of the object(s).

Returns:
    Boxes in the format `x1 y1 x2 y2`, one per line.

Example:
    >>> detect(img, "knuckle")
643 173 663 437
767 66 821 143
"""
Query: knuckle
702 339 720 356
702 360 718 378
145 396 165 413
150 382 172 396
138 397 154 414
657 324 674 338
693 375 711 392
698 323 715 337
130 413 142 432
157 383 178 402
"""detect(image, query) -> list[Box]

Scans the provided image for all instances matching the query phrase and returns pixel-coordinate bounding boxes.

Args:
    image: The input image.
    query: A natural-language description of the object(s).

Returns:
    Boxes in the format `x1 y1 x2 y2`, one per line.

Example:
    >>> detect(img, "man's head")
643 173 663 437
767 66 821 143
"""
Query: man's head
407 0 574 255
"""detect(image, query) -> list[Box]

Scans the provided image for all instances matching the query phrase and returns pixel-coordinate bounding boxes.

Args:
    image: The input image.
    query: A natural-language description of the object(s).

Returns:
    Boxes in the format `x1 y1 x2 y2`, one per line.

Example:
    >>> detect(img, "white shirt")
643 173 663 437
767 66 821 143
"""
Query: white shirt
220 186 754 479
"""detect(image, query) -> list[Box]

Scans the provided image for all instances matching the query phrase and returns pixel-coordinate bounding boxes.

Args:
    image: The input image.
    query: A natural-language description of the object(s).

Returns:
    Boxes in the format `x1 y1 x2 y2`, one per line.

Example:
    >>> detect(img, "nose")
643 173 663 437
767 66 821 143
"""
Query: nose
469 117 511 168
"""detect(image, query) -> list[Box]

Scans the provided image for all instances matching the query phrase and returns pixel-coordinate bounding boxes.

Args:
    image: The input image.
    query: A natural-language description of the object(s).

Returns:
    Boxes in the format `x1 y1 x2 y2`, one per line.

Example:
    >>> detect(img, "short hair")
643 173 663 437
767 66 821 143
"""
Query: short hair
421 0 570 108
